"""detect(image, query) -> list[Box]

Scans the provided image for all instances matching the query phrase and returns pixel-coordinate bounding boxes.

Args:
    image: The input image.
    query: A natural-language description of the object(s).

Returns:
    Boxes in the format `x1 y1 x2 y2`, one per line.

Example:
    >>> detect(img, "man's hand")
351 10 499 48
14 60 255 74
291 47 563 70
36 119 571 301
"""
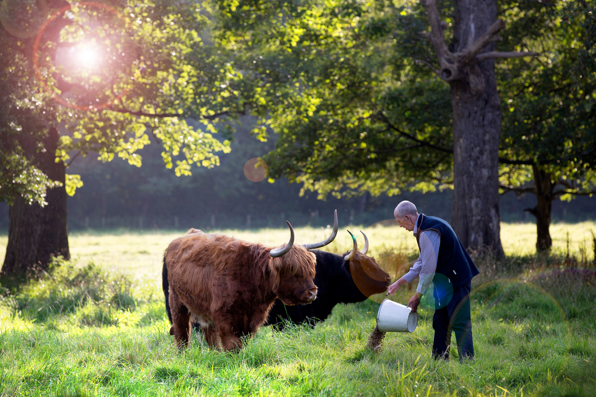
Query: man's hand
386 278 407 295
407 294 421 313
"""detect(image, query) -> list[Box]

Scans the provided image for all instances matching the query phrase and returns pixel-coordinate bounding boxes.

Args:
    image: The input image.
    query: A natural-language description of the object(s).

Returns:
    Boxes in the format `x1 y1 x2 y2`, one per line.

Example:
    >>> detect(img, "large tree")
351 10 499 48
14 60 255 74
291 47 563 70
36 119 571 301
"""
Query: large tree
498 0 596 251
0 0 246 277
211 0 541 257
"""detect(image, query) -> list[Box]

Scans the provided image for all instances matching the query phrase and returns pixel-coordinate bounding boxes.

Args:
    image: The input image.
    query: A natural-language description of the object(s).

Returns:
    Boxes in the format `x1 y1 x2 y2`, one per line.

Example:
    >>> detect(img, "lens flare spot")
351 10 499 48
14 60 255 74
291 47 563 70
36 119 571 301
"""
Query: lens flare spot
419 273 454 310
0 0 48 38
244 158 268 182
72 43 101 70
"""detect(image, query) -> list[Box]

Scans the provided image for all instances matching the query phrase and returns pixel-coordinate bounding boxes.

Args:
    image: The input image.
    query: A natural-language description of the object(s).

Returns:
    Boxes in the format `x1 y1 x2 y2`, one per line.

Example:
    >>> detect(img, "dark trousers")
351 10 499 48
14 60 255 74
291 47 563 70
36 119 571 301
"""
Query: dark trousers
432 281 474 361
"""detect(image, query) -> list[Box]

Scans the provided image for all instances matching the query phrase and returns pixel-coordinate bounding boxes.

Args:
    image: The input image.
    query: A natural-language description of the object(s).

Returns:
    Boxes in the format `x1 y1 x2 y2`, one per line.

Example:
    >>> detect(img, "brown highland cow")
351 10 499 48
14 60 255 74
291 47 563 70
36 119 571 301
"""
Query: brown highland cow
164 217 338 351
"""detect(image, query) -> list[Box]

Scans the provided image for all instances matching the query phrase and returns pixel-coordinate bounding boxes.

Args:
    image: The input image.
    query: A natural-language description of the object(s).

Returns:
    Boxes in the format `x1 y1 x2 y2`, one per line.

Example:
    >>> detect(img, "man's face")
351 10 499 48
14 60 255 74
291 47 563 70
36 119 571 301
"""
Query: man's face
395 213 416 232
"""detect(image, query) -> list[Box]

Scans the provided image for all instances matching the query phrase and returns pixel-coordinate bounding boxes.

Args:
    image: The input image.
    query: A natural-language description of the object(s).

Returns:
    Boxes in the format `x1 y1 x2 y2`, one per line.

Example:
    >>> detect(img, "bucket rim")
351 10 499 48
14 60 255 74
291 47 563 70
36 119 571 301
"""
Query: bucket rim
376 299 409 323
376 299 390 323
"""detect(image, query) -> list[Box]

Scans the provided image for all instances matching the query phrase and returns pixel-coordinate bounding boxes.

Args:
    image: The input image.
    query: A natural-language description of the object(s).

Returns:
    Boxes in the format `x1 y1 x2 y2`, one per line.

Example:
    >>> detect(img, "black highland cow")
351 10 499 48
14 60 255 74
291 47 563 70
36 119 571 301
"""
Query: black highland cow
265 231 391 327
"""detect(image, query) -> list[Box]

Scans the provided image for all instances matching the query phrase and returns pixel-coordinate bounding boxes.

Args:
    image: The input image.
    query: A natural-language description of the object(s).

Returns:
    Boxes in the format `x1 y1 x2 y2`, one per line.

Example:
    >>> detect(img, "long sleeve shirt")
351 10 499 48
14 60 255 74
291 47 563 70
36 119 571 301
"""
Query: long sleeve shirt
402 214 440 294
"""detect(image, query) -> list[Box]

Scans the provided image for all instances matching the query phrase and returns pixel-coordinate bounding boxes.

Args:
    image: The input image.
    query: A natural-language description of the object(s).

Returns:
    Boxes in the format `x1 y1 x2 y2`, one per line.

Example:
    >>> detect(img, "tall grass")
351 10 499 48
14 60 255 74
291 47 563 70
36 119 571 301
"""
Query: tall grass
1 223 595 396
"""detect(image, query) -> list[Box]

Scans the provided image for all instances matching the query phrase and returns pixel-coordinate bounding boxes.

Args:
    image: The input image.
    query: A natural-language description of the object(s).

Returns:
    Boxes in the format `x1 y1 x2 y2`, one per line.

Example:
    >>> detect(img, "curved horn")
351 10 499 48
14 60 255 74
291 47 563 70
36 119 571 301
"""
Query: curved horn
303 209 339 249
343 230 358 261
270 221 295 257
360 230 369 255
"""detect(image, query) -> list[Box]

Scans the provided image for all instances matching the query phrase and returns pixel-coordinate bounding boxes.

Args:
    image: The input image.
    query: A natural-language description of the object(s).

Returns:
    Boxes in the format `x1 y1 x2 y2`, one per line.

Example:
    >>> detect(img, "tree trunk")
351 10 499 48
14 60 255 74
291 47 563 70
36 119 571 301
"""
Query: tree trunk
529 164 553 252
450 0 505 258
1 127 69 277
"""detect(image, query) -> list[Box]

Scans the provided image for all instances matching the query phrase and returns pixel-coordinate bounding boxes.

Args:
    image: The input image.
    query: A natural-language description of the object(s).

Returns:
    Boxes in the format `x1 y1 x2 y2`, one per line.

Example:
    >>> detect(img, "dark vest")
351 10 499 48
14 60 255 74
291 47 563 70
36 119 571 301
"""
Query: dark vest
415 214 479 288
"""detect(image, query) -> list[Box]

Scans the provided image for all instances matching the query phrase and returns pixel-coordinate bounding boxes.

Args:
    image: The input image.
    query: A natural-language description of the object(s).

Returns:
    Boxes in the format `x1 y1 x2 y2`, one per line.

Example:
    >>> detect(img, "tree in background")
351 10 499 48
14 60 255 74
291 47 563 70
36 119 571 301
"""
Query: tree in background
211 0 541 257
498 0 596 251
0 0 245 277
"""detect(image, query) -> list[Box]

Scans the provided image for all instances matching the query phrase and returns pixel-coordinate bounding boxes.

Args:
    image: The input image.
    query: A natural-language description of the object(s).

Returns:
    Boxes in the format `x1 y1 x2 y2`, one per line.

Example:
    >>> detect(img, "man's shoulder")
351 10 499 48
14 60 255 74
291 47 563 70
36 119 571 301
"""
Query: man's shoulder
422 215 454 231
424 215 449 224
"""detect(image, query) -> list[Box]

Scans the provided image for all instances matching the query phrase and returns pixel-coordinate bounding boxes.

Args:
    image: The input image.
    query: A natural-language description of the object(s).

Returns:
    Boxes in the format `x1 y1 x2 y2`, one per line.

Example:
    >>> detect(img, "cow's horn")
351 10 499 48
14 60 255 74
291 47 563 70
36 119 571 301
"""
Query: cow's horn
344 230 358 261
360 230 369 255
270 220 295 257
303 209 338 249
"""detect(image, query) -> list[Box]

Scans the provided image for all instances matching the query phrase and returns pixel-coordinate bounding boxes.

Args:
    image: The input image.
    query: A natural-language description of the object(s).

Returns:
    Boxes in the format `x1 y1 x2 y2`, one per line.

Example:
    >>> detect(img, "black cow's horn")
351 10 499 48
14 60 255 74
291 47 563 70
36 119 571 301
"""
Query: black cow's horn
360 231 369 255
270 221 295 257
344 230 358 261
303 209 339 249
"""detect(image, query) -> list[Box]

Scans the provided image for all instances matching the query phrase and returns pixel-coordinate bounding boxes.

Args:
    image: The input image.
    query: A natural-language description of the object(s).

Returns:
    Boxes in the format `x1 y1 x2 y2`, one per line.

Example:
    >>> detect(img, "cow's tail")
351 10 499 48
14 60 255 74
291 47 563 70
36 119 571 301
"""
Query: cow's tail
162 254 173 324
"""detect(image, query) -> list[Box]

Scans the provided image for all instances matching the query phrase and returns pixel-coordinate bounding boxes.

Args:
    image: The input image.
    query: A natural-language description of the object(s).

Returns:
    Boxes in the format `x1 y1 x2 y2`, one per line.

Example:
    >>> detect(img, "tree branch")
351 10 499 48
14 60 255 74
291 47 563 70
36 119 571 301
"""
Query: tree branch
377 112 453 154
66 151 80 167
477 51 539 61
524 207 538 218
414 59 440 76
461 19 506 63
557 179 574 189
105 106 230 121
553 189 596 197
420 0 450 60
499 184 535 196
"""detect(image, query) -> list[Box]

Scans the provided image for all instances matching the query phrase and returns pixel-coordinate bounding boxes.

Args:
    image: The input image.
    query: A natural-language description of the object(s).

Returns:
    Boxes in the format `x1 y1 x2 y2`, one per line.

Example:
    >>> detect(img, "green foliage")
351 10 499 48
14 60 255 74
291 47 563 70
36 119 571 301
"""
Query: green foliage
499 0 596 197
64 174 83 197
48 0 239 175
0 152 61 205
0 257 152 324
210 0 595 208
1 0 245 206
211 0 453 199
0 12 62 206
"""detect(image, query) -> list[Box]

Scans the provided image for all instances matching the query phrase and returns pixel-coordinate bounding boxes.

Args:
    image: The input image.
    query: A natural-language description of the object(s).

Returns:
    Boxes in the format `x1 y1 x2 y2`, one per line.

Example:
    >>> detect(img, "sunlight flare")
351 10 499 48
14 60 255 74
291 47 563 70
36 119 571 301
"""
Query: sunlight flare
73 42 100 70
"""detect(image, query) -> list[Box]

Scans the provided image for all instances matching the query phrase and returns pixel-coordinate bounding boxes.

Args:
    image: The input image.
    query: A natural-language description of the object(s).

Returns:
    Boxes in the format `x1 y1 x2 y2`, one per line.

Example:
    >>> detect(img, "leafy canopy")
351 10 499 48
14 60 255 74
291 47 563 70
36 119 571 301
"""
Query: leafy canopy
211 0 453 199
1 0 250 205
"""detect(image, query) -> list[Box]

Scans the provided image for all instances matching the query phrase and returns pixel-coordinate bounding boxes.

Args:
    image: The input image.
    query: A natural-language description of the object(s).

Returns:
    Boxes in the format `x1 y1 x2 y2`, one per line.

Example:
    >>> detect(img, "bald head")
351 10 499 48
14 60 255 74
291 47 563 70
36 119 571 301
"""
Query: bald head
394 201 418 219
394 201 418 231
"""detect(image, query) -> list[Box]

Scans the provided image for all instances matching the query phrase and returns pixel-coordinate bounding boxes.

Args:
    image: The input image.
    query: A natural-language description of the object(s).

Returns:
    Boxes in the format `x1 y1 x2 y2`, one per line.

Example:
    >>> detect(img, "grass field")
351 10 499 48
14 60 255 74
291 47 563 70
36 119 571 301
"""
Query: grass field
1 222 595 396
2 221 593 278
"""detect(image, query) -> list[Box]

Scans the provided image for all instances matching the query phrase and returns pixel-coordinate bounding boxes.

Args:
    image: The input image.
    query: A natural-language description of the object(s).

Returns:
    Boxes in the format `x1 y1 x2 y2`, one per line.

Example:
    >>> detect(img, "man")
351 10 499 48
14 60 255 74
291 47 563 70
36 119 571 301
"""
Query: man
387 200 479 360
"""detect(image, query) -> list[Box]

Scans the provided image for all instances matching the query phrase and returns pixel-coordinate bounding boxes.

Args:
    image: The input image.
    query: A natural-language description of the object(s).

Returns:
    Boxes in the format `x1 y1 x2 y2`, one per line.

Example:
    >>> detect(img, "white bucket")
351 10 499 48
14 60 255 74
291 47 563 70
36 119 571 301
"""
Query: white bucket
376 299 418 333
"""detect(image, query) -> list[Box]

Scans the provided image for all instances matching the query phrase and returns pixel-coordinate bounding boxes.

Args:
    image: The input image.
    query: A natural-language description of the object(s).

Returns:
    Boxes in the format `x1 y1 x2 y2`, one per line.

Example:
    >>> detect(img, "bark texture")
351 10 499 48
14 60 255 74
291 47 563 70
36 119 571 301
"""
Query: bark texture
422 0 505 257
450 73 504 256
1 127 69 276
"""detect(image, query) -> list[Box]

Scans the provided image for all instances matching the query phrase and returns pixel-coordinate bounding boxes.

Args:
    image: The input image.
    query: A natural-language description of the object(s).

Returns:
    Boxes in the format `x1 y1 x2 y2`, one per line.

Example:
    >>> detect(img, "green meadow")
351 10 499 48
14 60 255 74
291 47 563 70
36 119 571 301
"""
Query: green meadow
1 222 595 396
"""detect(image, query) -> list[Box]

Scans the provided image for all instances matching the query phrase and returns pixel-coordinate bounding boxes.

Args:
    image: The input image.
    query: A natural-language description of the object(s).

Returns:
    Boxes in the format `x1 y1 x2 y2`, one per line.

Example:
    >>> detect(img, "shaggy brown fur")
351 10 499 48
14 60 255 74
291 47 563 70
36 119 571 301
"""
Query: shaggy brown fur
165 229 317 351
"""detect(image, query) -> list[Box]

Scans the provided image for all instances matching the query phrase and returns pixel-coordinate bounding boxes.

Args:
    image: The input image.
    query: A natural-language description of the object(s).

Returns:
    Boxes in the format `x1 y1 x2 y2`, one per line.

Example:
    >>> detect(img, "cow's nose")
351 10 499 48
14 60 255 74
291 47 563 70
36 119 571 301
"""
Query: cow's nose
308 288 318 301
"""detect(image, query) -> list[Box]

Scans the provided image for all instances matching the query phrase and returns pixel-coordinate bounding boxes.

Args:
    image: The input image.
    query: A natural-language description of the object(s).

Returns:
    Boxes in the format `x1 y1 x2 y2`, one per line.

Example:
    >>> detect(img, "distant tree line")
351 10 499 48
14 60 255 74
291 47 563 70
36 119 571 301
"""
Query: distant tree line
1 119 593 232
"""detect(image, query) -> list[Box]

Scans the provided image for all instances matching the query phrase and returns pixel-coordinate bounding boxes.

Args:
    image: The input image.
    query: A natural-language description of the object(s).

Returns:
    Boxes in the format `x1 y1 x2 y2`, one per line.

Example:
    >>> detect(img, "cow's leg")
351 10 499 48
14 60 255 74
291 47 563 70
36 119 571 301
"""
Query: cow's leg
202 325 221 350
169 288 191 348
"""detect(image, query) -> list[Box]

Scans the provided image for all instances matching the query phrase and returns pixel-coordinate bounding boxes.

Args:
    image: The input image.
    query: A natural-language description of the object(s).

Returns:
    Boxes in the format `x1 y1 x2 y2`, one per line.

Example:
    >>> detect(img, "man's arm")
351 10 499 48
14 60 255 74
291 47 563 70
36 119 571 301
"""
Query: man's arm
387 257 423 294
415 230 440 294
408 230 440 312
